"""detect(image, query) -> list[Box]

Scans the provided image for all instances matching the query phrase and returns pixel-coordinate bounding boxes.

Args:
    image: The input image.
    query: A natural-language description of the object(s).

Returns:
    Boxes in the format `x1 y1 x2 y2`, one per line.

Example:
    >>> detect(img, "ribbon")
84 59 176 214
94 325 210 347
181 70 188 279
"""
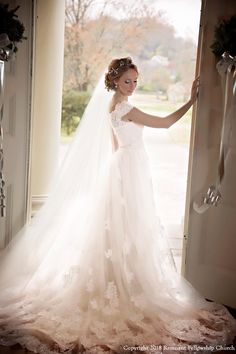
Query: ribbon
0 34 15 62
193 52 236 214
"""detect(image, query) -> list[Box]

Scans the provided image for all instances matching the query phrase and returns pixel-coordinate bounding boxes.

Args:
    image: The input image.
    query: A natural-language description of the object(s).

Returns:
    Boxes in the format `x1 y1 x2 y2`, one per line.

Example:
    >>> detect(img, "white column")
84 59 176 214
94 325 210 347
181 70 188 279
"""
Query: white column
31 0 65 215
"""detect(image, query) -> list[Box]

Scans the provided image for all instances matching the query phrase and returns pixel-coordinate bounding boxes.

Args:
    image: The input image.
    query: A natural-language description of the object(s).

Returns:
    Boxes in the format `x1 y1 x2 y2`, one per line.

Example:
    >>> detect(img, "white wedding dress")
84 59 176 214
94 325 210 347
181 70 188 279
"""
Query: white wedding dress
0 99 236 354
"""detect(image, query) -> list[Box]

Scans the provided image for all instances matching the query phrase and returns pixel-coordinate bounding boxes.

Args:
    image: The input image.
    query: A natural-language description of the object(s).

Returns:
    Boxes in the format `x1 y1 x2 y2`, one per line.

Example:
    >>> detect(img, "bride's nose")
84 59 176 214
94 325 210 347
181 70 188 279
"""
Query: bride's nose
130 82 136 90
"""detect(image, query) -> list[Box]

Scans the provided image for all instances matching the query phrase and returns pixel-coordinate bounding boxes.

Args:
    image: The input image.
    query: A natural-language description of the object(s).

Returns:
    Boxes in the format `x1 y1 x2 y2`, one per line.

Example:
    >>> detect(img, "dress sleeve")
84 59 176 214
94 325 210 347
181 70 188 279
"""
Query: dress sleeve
111 101 134 127
116 101 134 120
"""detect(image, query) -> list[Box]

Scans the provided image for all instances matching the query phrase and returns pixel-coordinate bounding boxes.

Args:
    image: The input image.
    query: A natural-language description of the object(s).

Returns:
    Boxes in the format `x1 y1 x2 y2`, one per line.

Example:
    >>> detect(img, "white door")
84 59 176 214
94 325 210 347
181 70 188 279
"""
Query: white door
183 0 236 308
0 0 34 247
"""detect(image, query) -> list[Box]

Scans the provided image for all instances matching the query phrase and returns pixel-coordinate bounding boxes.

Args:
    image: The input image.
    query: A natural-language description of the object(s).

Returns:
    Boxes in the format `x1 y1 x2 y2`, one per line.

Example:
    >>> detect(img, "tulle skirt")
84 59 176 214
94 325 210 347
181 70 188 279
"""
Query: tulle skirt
0 144 235 353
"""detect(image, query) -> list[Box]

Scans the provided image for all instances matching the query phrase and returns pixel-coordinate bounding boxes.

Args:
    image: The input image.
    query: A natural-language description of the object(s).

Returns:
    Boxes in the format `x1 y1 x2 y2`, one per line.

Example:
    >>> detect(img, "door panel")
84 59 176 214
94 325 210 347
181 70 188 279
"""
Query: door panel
183 0 236 308
0 0 33 247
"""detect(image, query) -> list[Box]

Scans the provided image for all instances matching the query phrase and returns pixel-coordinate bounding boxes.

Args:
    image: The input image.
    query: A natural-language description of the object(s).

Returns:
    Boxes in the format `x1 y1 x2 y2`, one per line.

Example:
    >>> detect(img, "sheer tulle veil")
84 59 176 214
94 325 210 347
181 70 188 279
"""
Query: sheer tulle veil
0 71 114 299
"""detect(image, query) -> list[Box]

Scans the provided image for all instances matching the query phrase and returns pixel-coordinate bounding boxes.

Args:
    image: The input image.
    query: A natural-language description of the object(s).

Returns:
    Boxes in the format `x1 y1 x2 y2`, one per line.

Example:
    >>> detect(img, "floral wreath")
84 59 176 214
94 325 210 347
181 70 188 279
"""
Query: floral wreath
210 15 236 59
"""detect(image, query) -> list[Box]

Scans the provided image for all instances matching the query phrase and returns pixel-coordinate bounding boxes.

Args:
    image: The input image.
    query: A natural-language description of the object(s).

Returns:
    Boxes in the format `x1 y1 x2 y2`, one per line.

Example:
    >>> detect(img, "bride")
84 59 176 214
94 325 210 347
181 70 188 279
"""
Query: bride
0 57 235 354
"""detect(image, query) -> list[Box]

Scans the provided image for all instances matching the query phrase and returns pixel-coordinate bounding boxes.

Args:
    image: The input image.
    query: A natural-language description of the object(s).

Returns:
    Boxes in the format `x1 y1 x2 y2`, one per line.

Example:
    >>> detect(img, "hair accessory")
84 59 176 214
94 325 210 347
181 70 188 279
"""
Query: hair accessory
109 67 119 75
108 58 132 75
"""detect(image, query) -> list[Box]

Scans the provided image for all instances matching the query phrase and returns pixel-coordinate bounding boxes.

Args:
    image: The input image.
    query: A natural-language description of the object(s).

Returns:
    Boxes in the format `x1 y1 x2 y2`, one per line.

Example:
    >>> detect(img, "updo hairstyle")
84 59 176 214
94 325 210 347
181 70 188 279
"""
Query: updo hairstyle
105 57 138 91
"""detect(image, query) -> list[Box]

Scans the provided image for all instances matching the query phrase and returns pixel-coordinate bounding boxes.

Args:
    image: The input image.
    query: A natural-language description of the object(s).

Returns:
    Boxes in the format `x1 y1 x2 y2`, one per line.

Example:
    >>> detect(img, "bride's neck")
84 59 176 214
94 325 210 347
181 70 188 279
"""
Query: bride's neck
113 91 128 103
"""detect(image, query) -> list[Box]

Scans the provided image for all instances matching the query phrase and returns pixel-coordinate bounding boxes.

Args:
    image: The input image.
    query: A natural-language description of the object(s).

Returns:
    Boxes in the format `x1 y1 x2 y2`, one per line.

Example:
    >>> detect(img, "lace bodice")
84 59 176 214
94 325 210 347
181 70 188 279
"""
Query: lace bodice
110 101 134 127
109 100 144 149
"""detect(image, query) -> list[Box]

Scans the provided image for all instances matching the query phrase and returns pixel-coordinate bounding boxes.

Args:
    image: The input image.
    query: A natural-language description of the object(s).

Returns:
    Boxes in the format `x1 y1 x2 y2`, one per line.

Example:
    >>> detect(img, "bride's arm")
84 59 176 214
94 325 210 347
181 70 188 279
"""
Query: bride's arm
125 77 200 129
111 129 118 152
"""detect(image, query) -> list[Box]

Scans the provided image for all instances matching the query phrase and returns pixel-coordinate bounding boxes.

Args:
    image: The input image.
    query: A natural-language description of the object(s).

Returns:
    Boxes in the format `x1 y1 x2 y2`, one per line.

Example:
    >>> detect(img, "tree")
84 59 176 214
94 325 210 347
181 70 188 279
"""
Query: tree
62 0 198 136
64 0 159 91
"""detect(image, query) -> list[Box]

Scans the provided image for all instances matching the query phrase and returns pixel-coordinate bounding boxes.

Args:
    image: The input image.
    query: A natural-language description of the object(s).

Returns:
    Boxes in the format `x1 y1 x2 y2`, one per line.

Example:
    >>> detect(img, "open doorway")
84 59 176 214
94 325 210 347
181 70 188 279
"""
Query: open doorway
61 0 202 273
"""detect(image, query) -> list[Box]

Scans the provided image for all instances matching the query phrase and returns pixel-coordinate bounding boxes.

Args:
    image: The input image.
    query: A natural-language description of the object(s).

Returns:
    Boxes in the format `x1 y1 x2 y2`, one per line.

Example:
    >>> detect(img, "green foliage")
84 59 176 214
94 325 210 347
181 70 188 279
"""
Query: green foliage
138 83 155 92
210 16 236 58
0 4 26 52
61 90 91 136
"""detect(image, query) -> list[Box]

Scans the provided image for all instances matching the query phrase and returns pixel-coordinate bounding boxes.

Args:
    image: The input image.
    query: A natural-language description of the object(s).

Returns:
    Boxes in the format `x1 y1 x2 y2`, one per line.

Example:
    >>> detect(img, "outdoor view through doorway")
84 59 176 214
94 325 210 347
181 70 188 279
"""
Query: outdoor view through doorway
60 0 202 273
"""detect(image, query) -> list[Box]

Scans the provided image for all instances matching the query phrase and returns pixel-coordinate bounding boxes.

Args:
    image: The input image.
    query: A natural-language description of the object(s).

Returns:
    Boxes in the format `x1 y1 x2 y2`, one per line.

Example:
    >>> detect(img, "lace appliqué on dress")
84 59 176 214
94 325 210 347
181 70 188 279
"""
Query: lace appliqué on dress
110 101 133 127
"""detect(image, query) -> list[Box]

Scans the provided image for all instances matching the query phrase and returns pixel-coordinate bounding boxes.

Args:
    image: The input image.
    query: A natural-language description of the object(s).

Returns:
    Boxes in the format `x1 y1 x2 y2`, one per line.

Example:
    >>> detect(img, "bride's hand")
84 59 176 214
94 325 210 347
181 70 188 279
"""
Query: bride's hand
190 76 200 103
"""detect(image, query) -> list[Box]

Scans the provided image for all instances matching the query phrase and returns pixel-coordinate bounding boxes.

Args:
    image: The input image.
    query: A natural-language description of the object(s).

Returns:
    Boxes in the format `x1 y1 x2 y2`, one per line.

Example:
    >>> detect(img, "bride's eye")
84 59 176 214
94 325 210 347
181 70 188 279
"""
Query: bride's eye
125 80 138 84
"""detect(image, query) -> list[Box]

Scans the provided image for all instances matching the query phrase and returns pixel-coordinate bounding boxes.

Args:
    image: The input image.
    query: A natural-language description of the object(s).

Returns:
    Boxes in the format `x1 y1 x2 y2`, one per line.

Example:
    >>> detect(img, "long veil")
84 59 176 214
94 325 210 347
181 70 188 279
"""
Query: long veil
1 69 236 353
0 72 113 298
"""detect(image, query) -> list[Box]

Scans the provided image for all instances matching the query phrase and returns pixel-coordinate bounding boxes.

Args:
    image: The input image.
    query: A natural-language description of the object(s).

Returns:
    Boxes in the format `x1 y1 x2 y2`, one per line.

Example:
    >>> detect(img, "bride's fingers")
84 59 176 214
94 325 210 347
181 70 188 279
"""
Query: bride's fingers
193 76 200 86
191 77 200 101
192 80 200 91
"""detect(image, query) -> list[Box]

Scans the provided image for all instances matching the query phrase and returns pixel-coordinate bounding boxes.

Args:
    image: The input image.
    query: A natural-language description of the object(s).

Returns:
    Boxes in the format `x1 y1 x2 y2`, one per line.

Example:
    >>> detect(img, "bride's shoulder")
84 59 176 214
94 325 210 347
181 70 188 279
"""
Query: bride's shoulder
108 100 133 114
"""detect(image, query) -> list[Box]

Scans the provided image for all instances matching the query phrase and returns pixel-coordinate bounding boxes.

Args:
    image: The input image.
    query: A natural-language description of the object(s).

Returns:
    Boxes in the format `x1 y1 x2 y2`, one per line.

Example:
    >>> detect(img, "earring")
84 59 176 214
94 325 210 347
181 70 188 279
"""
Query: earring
114 83 118 89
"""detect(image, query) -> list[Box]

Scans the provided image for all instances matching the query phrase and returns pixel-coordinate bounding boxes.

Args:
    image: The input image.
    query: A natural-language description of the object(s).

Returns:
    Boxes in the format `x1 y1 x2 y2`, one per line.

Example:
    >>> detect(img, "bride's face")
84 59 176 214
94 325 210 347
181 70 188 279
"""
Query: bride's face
116 69 138 96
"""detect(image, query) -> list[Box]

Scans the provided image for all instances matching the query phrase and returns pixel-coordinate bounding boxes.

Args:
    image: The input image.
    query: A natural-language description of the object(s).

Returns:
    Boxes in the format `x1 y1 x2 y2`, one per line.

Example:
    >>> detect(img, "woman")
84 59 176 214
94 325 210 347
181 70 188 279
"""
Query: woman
0 57 235 354
107 58 198 131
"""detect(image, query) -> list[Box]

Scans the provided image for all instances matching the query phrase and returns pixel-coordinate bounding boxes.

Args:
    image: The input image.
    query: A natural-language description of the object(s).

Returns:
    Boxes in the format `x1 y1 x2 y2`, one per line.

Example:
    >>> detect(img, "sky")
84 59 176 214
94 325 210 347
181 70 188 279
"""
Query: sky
153 0 201 43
